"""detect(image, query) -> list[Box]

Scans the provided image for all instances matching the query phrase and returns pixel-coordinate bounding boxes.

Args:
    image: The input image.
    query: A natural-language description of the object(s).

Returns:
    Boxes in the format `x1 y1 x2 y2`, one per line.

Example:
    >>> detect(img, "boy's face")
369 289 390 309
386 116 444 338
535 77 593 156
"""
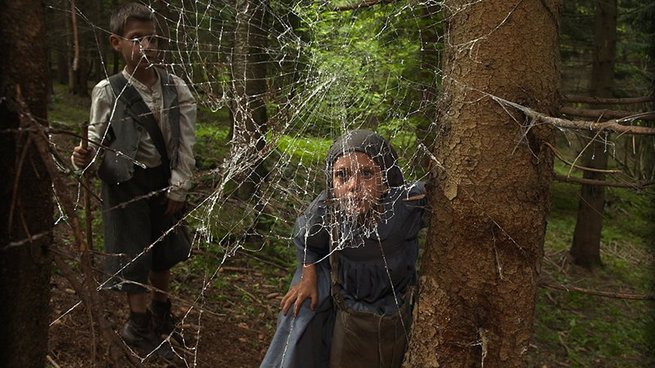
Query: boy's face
110 18 158 72
332 152 385 216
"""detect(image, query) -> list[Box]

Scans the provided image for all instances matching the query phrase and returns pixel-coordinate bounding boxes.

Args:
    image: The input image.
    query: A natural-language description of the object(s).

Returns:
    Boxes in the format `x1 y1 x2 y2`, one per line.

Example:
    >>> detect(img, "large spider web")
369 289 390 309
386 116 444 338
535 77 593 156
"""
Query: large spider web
45 0 441 365
40 0 654 366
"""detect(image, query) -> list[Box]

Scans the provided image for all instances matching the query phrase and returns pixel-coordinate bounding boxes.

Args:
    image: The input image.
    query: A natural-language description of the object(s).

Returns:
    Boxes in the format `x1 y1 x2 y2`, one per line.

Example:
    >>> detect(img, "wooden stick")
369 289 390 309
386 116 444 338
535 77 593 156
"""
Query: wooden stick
332 0 395 11
544 142 623 174
490 95 655 135
79 121 99 366
15 86 138 367
560 106 655 121
81 122 93 253
46 355 62 368
563 95 655 105
554 174 655 189
539 280 655 301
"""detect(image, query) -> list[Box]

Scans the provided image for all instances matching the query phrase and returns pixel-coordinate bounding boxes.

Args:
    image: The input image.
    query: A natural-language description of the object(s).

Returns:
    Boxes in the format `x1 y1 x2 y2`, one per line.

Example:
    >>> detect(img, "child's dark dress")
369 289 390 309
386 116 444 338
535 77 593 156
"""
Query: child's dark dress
261 181 426 368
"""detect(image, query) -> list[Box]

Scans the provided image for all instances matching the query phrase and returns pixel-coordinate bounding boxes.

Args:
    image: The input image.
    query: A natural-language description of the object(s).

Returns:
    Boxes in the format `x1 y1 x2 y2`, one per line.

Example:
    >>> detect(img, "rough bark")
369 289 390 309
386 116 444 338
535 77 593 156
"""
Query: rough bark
0 1 52 367
405 1 560 367
570 0 617 270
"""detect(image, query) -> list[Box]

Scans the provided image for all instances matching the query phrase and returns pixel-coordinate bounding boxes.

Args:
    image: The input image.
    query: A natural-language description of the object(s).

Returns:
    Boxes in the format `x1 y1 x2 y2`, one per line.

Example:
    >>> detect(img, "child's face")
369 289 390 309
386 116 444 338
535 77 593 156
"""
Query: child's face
110 19 158 72
332 152 385 216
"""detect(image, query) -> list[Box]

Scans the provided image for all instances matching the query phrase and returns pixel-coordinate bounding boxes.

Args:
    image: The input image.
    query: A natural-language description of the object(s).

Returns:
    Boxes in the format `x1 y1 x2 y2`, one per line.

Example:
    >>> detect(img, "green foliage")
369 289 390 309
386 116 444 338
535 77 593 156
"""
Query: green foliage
193 104 232 169
286 1 437 140
48 84 91 127
534 174 655 367
276 134 332 163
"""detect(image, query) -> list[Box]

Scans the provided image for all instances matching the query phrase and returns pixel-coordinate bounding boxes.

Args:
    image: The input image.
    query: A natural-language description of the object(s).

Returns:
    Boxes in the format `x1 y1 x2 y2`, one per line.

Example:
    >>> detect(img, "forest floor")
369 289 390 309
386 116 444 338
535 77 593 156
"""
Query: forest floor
46 85 655 367
48 244 285 367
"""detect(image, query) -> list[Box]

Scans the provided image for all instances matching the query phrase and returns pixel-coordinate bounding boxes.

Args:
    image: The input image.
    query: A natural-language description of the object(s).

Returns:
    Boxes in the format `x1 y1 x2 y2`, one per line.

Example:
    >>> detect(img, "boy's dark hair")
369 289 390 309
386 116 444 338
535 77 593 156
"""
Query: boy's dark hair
110 2 155 36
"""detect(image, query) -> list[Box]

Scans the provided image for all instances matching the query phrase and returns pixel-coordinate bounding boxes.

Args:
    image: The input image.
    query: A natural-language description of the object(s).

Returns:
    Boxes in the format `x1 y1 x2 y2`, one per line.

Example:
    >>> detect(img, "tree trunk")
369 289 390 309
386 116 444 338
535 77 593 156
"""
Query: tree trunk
230 0 270 198
0 1 52 367
68 0 89 96
405 1 560 367
569 0 617 270
415 2 441 170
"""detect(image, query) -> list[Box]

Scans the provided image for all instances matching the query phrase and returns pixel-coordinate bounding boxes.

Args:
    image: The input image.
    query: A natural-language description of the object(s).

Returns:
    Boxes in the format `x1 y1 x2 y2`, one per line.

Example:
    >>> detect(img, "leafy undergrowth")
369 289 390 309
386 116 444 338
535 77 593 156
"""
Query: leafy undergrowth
46 85 654 366
528 178 655 367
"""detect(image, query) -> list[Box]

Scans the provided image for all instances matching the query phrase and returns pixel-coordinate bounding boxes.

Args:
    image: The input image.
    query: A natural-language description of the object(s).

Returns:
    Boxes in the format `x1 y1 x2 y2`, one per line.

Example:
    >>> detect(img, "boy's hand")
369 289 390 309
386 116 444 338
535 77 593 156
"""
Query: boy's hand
71 145 95 168
164 198 185 216
281 264 318 317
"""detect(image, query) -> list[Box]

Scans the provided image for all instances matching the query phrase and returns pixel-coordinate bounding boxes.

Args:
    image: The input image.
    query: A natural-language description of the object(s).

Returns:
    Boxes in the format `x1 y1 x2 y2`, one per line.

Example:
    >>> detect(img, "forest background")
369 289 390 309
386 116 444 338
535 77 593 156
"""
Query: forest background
1 0 654 367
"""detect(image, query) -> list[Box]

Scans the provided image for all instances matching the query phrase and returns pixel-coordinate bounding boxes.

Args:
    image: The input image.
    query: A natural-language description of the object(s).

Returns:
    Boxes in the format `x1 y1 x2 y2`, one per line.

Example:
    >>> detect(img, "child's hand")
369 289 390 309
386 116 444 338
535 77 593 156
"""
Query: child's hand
71 145 95 168
281 264 318 317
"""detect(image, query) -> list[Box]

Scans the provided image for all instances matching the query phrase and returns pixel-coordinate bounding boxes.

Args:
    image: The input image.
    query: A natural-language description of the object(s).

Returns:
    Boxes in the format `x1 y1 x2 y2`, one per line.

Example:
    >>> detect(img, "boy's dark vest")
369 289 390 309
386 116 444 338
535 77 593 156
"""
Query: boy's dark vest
97 69 181 184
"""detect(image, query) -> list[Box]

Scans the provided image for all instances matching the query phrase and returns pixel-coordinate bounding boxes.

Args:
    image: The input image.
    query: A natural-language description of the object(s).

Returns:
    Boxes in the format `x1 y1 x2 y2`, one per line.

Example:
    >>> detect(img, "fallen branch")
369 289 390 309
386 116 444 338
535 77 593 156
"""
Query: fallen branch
563 95 655 105
560 106 655 121
553 174 655 189
539 280 655 301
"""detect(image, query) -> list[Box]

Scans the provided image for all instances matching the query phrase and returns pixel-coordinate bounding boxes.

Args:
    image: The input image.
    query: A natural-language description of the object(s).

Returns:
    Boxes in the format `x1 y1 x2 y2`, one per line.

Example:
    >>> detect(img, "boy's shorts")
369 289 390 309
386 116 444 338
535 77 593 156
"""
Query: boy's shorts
100 165 191 293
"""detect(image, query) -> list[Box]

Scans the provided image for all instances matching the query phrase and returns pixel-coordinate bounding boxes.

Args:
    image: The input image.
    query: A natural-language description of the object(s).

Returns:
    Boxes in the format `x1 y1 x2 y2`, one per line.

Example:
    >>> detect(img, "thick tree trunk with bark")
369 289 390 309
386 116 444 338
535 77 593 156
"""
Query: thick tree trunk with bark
405 1 560 367
569 0 617 270
230 0 270 198
0 1 52 367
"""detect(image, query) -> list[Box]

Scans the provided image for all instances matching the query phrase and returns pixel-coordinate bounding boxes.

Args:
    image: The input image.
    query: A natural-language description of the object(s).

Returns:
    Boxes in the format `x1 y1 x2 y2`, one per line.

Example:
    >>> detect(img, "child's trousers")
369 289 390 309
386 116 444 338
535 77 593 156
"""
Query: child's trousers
101 165 191 293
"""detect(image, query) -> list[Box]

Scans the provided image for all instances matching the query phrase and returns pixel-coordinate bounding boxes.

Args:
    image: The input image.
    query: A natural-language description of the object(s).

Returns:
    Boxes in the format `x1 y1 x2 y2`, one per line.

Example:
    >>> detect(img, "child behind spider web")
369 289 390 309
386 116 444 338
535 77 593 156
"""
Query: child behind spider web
261 130 426 368
70 2 196 360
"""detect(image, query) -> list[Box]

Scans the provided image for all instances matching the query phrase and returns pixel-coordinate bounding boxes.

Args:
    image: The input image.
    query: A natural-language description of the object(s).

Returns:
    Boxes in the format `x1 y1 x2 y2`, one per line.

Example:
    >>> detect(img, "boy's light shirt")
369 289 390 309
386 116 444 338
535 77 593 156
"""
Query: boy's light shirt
87 67 196 201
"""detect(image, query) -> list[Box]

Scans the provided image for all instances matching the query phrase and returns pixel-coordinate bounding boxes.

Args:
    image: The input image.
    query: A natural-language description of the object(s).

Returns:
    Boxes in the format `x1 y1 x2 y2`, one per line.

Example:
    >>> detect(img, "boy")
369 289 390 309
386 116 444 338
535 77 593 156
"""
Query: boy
71 2 196 358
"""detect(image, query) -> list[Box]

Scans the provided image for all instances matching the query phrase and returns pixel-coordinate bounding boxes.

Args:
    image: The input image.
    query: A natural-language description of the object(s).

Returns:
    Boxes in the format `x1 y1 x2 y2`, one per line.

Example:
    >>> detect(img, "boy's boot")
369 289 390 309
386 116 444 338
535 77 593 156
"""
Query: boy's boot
121 311 174 360
150 299 184 345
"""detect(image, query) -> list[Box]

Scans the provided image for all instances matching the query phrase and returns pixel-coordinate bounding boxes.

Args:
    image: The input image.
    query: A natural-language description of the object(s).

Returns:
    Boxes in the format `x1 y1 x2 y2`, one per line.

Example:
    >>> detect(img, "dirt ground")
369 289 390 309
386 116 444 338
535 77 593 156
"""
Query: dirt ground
48 250 285 368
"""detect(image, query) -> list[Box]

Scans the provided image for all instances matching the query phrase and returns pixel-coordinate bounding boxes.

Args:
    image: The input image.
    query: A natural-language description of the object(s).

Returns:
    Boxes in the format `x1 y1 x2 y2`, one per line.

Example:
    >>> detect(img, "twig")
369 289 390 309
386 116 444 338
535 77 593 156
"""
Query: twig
81 122 93 252
233 284 267 308
563 95 655 105
544 142 622 174
539 280 655 301
554 174 655 189
7 126 148 173
237 248 291 271
491 95 655 135
15 86 138 367
1 231 50 250
219 266 253 273
332 0 395 11
46 355 62 368
560 106 655 121
557 332 572 360
79 121 96 366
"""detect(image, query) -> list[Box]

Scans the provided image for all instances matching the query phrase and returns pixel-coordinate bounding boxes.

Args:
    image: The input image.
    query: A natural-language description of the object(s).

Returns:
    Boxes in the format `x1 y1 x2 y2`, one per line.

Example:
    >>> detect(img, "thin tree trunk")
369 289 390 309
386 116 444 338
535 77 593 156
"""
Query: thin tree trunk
570 0 617 270
415 1 441 170
230 0 270 198
69 0 89 96
405 1 560 367
0 1 52 367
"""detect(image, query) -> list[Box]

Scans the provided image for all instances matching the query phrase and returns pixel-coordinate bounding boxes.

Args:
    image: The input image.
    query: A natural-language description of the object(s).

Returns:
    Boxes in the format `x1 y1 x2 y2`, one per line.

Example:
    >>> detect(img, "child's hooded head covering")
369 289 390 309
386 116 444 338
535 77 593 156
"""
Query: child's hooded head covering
325 130 404 195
